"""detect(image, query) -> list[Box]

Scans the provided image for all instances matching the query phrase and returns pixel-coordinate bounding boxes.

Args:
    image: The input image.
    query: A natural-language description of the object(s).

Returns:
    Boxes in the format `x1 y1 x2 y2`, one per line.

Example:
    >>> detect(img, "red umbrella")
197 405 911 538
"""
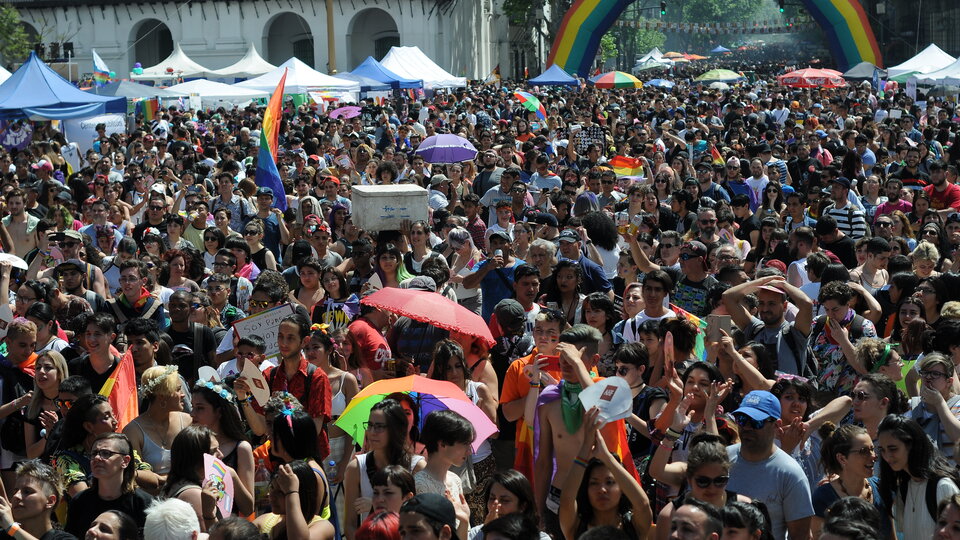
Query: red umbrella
360 288 495 346
778 68 846 88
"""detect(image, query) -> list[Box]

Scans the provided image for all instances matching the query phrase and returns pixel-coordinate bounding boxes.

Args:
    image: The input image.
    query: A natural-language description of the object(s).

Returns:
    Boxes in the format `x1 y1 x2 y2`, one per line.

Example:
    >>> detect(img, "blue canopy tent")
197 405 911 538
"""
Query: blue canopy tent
711 46 732 54
528 64 579 86
0 53 125 119
334 72 392 92
349 56 422 89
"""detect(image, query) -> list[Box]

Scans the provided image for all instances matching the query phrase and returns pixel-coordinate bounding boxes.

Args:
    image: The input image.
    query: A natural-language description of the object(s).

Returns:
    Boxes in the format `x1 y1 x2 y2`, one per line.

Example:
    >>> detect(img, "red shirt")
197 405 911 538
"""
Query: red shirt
261 356 332 459
348 317 392 371
924 183 960 212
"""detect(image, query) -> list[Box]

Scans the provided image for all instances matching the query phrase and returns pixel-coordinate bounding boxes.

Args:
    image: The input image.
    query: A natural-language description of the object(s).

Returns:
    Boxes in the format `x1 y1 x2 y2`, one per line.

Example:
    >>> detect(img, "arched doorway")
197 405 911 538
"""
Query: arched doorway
348 8 399 69
131 19 173 67
264 12 314 67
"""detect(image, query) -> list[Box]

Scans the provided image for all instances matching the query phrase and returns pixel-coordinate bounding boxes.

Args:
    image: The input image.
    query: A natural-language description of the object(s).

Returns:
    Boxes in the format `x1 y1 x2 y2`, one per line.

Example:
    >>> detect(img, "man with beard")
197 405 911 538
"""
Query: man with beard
472 149 505 197
787 141 822 191
893 146 930 189
944 213 960 261
723 157 750 199
924 160 960 216
874 178 911 221
726 391 813 540
724 276 813 376
696 161 730 203
694 207 721 245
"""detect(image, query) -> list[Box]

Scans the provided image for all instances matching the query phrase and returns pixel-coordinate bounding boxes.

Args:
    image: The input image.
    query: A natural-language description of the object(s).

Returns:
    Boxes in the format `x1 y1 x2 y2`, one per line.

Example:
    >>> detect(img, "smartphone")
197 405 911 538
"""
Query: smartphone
539 355 561 372
706 314 732 342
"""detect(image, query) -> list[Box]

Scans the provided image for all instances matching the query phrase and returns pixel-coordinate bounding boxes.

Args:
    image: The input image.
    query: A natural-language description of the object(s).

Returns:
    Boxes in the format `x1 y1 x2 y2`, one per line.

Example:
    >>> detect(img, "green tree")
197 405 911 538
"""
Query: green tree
634 22 666 55
0 4 30 65
600 32 618 62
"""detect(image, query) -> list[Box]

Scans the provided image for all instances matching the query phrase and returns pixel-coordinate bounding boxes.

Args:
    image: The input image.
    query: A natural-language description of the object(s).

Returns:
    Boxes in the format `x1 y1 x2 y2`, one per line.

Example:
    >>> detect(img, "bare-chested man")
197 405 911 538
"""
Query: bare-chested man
535 323 635 538
2 189 38 256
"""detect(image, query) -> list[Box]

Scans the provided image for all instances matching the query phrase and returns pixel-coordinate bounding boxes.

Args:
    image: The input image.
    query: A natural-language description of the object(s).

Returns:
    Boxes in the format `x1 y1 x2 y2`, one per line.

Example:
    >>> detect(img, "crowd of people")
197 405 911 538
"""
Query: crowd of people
0 57 959 540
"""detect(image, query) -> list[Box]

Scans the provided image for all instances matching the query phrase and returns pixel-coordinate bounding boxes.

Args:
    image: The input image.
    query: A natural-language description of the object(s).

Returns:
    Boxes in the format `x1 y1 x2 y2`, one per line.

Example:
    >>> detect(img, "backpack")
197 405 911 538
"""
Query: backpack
898 476 948 521
269 361 318 408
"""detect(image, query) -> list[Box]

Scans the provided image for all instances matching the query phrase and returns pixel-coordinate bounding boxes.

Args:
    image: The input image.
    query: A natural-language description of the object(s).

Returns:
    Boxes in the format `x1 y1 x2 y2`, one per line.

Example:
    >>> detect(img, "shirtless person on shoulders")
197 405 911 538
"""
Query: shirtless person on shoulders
2 189 38 256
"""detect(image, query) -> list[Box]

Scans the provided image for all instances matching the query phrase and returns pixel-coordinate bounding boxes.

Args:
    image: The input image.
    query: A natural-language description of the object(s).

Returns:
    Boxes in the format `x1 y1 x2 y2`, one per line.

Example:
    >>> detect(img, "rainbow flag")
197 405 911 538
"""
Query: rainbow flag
254 68 288 211
609 155 643 177
711 146 725 166
671 304 709 360
99 352 138 430
143 98 159 123
92 50 110 86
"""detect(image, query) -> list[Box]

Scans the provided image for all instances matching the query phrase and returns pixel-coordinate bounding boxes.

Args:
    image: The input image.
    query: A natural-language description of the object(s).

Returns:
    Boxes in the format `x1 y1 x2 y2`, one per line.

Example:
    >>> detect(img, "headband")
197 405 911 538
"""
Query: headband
141 364 178 396
870 343 896 373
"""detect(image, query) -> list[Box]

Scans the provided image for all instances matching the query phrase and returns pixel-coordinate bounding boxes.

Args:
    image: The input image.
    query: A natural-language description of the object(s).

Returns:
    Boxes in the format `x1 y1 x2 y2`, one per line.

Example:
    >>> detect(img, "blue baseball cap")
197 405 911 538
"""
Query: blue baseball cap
256 187 274 198
733 390 781 421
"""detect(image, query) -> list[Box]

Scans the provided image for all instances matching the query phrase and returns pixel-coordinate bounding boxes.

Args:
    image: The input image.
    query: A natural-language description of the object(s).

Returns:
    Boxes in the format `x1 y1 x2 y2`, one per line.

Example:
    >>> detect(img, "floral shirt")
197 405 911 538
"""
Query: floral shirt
811 315 877 395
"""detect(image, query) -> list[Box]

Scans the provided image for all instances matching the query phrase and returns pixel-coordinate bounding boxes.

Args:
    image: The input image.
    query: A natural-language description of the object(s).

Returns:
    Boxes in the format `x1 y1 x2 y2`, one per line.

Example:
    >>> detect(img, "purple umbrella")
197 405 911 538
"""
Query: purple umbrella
414 134 478 164
329 106 361 119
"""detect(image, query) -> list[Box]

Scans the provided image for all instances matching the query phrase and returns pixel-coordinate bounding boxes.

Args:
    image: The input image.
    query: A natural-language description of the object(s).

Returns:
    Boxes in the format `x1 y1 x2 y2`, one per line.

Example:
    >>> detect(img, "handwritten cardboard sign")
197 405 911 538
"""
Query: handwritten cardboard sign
203 453 234 516
230 303 296 360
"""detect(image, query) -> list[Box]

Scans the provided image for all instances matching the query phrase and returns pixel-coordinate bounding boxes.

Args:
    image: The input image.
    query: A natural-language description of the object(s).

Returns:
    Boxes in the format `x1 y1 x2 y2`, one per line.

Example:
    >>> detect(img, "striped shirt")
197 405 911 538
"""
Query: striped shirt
822 203 869 239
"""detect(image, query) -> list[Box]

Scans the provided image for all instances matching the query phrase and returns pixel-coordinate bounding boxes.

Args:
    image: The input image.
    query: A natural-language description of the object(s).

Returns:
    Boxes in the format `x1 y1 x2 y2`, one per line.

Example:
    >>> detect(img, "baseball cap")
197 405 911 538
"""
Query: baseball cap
488 230 513 243
402 276 437 292
430 174 450 187
59 230 83 242
55 259 86 274
494 299 526 333
763 260 788 274
681 240 707 257
32 159 53 171
815 129 828 139
831 176 852 189
558 229 580 243
256 187 274 198
733 390 781 422
812 103 823 109
401 494 457 537
726 156 740 168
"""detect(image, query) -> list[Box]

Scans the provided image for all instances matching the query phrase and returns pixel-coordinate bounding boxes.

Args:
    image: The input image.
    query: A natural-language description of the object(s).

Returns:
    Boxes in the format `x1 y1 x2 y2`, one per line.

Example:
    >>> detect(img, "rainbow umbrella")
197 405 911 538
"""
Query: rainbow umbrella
513 91 547 121
335 375 498 452
589 71 643 89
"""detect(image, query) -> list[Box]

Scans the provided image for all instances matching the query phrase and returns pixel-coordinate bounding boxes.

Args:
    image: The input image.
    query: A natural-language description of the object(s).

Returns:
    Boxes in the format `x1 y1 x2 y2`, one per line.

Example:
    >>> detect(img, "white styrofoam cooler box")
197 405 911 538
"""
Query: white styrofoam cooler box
351 184 429 231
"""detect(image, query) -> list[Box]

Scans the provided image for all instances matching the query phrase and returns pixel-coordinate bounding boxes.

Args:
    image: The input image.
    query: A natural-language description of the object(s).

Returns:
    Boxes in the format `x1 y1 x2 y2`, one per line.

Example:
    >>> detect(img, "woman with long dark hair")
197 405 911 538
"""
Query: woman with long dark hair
24 302 68 353
312 266 359 330
468 469 549 540
190 381 254 497
539 260 584 326
342 399 426 540
580 292 619 376
271 409 332 522
877 414 960 539
254 460 335 539
559 408 651 540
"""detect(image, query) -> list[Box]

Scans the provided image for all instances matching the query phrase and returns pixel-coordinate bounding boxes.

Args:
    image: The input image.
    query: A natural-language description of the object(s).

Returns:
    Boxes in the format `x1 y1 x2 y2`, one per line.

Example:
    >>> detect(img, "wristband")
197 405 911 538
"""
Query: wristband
665 427 683 439
5 523 19 537
240 395 253 404
659 439 677 450
285 490 299 496
572 458 589 468
529 381 541 387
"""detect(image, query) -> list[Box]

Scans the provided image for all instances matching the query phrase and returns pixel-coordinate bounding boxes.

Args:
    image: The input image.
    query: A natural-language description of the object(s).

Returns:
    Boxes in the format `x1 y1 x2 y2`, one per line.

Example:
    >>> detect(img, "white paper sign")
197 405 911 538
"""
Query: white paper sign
239 356 270 406
60 142 81 174
906 79 917 100
63 113 126 154
230 304 296 360
578 377 633 423
0 304 12 340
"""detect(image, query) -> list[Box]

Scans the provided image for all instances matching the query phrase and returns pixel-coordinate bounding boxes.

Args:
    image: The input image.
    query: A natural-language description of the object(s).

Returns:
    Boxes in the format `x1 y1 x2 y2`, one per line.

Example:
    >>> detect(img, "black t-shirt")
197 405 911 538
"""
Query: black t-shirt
627 385 669 459
821 235 858 269
64 488 154 537
67 355 119 394
735 214 762 242
164 323 217 382
39 531 76 540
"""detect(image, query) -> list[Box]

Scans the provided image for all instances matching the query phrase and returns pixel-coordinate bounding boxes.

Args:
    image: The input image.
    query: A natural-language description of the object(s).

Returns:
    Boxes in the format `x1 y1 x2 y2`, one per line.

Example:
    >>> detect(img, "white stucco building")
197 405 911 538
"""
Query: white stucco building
11 0 546 81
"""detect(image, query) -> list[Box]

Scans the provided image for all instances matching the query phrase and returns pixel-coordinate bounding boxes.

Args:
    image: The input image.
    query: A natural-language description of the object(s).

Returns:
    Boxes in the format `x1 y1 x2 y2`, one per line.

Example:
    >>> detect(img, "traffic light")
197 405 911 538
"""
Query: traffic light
778 0 785 13
660 1 666 15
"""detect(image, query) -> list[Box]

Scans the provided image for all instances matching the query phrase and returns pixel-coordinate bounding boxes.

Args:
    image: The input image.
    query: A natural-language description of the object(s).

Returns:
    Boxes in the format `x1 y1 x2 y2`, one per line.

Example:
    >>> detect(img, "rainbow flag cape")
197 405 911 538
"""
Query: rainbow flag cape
711 146 725 166
143 98 159 123
254 68 288 211
92 50 110 86
609 155 643 177
99 352 138 430
671 304 709 360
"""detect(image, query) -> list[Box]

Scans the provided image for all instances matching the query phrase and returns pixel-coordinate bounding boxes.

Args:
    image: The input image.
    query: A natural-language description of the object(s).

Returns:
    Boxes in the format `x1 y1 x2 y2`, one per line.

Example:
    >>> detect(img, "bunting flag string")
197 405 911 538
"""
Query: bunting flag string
613 18 816 35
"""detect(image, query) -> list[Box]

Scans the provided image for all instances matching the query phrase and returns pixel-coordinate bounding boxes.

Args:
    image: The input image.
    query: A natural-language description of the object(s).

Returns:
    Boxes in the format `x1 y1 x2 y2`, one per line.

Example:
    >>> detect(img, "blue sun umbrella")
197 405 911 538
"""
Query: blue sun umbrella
646 79 675 89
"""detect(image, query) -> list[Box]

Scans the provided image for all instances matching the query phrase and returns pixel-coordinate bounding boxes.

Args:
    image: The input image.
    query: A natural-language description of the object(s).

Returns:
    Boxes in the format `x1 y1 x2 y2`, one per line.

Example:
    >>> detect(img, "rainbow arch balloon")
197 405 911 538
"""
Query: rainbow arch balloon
799 0 882 70
547 0 633 77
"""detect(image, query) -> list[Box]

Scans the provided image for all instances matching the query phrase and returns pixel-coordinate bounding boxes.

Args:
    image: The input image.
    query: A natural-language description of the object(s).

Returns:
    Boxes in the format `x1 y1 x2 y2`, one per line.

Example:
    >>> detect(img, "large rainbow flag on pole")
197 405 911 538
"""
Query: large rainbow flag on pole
92 50 111 86
255 69 288 212
99 353 138 430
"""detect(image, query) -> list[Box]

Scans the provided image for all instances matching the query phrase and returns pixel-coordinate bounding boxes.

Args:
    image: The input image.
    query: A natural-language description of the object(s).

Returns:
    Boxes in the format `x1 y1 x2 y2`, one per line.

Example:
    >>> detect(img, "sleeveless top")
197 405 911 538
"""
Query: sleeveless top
131 415 184 474
259 513 325 535
356 452 425 500
464 381 492 460
330 373 347 418
251 247 269 272
573 510 638 539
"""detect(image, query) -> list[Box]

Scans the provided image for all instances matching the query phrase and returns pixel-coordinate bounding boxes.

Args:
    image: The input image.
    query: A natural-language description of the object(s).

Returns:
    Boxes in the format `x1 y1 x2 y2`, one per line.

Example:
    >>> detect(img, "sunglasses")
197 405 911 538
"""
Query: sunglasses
679 253 700 261
149 206 165 211
55 398 74 410
693 475 729 489
204 236 219 242
249 300 270 310
851 391 873 402
655 179 668 184
88 449 125 461
699 219 717 224
243 230 259 236
660 243 677 249
848 445 875 457
733 414 771 430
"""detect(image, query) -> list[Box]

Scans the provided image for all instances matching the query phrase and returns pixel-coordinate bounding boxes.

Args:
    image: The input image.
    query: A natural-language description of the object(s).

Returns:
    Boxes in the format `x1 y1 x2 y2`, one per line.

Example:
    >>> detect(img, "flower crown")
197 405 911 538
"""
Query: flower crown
141 364 178 397
310 323 330 335
194 380 235 403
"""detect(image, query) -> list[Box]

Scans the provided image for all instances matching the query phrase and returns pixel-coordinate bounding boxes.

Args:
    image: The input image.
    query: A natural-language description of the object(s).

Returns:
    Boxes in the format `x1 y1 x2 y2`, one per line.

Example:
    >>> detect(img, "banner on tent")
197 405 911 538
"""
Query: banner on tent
614 18 816 34
63 113 126 154
0 121 33 152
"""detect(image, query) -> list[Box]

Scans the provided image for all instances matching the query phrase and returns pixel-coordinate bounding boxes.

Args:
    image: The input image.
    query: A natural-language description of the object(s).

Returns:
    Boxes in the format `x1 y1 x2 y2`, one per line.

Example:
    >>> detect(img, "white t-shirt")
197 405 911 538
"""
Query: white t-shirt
621 310 676 343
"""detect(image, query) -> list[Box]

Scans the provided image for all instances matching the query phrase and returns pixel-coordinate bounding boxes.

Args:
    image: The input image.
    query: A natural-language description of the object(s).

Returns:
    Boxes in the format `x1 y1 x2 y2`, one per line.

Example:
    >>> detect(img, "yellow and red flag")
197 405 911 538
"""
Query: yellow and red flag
608 155 643 177
99 352 138 430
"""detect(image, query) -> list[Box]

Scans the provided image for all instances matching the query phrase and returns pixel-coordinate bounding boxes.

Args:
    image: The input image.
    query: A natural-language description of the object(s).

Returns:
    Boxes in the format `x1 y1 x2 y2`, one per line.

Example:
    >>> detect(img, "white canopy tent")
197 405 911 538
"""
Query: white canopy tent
0 66 10 85
166 79 268 108
380 46 467 89
131 43 211 81
637 47 666 63
209 43 277 81
235 57 359 93
887 44 956 78
914 57 960 85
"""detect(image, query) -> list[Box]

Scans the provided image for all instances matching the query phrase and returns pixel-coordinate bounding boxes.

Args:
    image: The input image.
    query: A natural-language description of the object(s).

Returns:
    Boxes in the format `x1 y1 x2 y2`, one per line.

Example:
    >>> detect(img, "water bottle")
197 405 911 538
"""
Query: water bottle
327 460 342 540
254 458 271 516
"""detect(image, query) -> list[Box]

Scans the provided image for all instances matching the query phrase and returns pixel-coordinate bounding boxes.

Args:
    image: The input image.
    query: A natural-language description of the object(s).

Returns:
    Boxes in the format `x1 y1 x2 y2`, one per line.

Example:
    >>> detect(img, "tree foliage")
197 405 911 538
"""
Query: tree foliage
600 32 618 62
678 0 763 24
0 4 30 65
633 21 666 54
